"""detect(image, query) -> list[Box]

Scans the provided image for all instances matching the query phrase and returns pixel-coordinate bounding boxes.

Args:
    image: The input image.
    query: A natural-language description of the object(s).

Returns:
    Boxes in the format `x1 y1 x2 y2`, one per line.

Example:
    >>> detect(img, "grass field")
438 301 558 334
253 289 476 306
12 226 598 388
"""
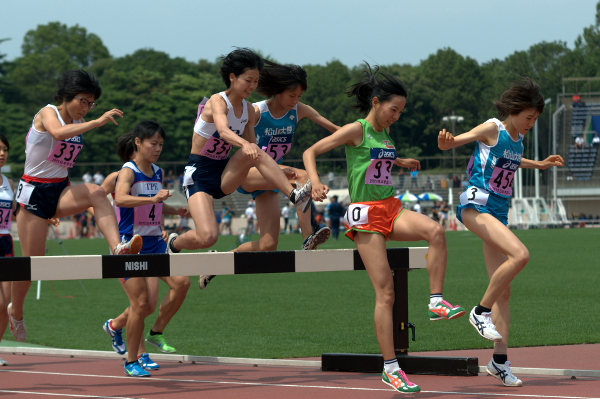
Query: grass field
3 228 599 358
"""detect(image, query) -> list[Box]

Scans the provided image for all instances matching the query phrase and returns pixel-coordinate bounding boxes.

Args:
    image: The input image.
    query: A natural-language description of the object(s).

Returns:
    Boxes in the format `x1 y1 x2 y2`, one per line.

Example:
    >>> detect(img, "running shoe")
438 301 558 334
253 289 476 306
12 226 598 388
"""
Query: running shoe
124 361 151 377
301 226 331 250
7 303 26 342
382 368 421 394
428 300 466 321
166 233 179 254
138 353 160 370
103 319 126 354
291 179 312 213
199 275 215 290
486 359 522 387
0 357 7 366
145 332 176 353
469 306 503 341
114 234 143 255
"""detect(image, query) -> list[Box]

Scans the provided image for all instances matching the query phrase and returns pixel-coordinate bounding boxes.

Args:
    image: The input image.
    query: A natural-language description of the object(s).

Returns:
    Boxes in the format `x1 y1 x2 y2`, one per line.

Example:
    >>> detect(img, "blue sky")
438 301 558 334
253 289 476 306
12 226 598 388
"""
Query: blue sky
1 0 598 67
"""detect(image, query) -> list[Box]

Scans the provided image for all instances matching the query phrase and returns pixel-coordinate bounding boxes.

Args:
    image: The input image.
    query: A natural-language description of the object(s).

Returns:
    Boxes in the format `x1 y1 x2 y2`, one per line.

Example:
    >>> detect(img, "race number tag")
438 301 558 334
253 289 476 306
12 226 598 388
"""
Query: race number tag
344 203 370 229
466 155 474 178
200 136 233 160
15 180 35 206
134 202 162 226
459 186 490 207
261 134 292 162
47 136 83 168
365 148 396 186
0 199 12 230
488 157 518 196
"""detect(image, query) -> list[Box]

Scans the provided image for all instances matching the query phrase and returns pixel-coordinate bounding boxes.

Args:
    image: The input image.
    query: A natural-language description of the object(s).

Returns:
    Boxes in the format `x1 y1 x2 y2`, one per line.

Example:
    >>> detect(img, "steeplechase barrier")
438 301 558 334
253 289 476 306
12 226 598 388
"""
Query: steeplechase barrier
0 247 477 376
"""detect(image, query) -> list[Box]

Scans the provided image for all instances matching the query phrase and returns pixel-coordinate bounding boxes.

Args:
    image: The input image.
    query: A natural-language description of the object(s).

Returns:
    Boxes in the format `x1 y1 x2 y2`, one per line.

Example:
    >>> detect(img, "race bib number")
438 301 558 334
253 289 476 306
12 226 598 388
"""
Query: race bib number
15 180 35 206
466 155 474 178
488 157 518 196
261 134 292 162
365 148 396 186
200 136 233 160
47 140 83 168
460 186 490 207
344 203 370 229
134 202 162 226
0 200 12 230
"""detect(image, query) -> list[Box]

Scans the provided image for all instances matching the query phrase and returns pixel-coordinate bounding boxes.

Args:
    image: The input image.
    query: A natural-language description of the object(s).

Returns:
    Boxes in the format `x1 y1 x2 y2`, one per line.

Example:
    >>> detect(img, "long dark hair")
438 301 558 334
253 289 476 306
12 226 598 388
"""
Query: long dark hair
219 48 264 88
256 60 308 97
0 134 9 151
53 70 102 104
493 77 545 119
347 62 408 115
116 131 135 162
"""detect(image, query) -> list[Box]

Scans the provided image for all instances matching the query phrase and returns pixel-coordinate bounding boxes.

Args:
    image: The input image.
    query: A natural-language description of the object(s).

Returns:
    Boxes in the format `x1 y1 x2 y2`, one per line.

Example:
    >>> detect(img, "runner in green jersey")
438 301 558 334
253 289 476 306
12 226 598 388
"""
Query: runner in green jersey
304 64 465 394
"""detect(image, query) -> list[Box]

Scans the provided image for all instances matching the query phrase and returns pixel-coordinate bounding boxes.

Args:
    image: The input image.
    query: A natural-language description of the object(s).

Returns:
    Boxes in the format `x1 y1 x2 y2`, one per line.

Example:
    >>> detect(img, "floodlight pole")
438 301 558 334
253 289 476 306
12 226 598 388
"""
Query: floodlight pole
552 104 566 202
442 111 464 176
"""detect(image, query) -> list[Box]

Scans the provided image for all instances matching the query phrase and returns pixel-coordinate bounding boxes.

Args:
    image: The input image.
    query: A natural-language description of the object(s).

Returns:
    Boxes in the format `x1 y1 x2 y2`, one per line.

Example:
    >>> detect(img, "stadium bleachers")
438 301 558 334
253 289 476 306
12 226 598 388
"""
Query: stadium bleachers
568 145 598 180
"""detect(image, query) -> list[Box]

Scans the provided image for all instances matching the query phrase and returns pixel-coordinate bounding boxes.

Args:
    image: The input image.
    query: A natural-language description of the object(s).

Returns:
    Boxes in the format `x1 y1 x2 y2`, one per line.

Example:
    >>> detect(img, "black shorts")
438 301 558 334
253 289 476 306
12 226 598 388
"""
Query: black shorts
0 234 14 257
16 176 70 219
183 154 227 200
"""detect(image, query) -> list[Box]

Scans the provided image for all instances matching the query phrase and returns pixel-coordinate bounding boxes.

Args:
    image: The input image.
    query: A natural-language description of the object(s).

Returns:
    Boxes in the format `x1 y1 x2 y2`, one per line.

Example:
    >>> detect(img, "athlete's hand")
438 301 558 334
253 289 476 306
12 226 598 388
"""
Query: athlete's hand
48 218 60 227
95 109 124 127
241 142 261 160
312 182 329 202
178 207 190 217
398 158 421 172
438 129 454 150
539 155 564 169
161 229 168 242
153 189 172 203
282 168 297 180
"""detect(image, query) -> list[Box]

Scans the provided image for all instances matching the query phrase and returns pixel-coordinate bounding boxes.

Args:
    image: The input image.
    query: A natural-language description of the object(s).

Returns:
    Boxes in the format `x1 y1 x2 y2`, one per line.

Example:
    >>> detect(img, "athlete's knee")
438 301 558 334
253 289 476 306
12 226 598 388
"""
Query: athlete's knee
173 276 191 294
89 184 109 203
511 246 529 270
427 222 446 245
376 285 395 308
188 230 218 249
131 297 149 316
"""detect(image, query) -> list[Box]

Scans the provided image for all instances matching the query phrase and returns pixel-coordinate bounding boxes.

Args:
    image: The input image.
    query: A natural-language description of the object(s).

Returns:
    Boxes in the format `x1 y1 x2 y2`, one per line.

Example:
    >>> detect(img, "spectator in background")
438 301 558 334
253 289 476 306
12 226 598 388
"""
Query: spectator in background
245 204 254 235
166 170 176 189
397 168 405 190
80 212 88 238
461 175 469 188
82 171 92 184
413 200 422 214
219 206 233 235
592 133 599 149
575 134 585 151
572 94 583 107
281 204 290 234
439 201 449 230
425 176 432 190
452 174 461 188
178 173 184 192
567 171 574 181
328 195 344 240
410 169 418 188
327 170 335 189
93 170 104 185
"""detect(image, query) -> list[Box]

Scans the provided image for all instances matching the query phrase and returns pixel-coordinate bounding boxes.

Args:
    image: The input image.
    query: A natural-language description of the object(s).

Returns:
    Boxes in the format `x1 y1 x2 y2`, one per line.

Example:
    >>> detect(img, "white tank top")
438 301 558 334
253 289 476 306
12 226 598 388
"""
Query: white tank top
0 174 13 234
193 92 248 139
24 105 83 179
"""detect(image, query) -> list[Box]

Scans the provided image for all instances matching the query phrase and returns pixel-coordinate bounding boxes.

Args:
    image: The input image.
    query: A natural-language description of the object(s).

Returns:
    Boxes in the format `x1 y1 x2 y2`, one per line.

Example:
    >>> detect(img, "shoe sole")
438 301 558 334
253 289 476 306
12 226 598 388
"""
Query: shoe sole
382 379 421 394
129 235 143 255
486 367 523 387
125 370 151 377
145 338 176 353
308 228 331 250
429 309 465 321
469 314 503 342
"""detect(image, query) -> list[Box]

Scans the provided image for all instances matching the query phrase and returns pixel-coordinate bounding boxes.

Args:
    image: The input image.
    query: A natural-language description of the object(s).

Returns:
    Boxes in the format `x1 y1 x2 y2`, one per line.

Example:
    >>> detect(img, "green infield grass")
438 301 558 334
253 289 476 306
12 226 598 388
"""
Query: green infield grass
3 228 598 358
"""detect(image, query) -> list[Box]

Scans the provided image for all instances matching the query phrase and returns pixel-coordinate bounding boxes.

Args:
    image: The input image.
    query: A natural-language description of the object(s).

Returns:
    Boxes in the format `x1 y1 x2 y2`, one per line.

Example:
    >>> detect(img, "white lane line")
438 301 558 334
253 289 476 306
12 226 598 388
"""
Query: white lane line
0 391 145 399
1 370 598 399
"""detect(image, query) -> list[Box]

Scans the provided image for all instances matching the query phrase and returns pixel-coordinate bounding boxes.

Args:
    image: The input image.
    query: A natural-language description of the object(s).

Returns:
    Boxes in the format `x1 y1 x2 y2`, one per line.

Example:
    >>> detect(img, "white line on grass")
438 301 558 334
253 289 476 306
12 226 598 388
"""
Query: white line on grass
1 370 598 399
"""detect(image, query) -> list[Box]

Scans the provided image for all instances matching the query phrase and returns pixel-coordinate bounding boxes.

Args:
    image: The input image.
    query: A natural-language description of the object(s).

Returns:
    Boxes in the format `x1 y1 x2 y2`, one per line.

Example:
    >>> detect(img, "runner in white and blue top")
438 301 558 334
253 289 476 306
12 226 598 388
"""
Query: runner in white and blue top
167 49 312 263
438 77 564 388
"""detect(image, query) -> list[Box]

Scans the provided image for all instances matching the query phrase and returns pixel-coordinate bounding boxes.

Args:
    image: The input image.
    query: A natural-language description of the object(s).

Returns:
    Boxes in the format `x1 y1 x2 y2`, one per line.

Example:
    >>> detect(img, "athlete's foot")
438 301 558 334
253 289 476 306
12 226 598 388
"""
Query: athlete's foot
0 357 7 366
166 233 180 254
145 332 176 353
382 368 421 394
486 359 523 387
301 226 331 250
428 300 466 321
291 179 312 213
7 303 26 342
103 319 126 354
138 353 160 370
124 361 150 377
469 306 503 341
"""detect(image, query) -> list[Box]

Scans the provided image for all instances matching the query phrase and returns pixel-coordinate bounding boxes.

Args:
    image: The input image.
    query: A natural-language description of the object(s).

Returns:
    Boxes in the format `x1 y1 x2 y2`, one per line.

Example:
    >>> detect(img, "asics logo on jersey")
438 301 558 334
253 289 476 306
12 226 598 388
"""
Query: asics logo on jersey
270 136 289 143
503 149 522 161
501 161 519 170
65 135 82 143
377 149 396 159
0 201 11 208
382 140 395 149
125 261 148 271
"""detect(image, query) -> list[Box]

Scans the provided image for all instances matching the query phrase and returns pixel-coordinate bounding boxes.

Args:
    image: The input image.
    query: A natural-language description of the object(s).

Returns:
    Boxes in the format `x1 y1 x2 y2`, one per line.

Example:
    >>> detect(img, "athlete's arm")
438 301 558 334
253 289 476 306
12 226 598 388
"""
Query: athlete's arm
394 157 420 172
520 155 564 169
303 122 363 201
297 103 340 133
101 171 119 195
115 168 171 208
438 122 498 150
8 178 16 221
37 107 123 142
211 94 251 148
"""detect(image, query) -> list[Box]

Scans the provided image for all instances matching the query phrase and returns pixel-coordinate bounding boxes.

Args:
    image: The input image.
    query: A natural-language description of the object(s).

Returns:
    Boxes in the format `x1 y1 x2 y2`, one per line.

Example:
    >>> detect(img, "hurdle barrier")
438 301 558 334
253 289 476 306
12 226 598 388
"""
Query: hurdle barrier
0 247 477 376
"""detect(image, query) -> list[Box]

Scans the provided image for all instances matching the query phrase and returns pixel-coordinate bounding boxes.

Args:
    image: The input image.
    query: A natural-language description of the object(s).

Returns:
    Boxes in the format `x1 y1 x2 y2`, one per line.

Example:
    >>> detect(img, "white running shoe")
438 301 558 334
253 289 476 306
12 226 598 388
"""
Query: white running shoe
291 179 312 213
0 357 6 366
166 233 179 254
114 235 143 255
469 306 503 341
301 226 331 250
199 275 215 290
486 359 522 387
7 303 26 342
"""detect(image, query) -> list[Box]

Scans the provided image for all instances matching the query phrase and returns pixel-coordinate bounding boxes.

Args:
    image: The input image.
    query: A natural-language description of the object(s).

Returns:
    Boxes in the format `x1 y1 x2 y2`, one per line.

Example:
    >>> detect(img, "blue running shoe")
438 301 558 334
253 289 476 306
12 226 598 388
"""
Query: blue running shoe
103 319 126 355
124 361 150 377
138 353 160 370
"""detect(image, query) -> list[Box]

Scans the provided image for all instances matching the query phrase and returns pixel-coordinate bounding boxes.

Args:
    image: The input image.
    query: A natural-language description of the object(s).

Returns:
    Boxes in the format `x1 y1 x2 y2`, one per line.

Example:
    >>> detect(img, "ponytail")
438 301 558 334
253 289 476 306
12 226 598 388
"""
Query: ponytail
347 62 408 115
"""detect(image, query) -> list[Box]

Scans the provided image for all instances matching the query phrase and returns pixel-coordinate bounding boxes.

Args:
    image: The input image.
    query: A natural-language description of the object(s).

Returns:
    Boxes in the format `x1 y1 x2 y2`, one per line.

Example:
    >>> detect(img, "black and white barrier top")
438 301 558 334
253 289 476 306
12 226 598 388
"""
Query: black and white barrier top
0 247 428 281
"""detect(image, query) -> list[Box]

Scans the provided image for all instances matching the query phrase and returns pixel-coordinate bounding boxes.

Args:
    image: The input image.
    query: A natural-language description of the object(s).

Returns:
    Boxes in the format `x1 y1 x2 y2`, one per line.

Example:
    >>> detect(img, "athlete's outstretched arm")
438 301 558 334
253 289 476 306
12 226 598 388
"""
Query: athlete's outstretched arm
297 103 340 133
303 122 363 201
520 155 564 169
38 107 123 142
114 168 171 208
438 122 499 150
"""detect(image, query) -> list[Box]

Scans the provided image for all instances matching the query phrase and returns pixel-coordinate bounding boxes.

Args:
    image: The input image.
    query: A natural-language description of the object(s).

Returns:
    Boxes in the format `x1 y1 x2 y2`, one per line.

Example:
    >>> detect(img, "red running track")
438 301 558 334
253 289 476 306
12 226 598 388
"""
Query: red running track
0 344 599 398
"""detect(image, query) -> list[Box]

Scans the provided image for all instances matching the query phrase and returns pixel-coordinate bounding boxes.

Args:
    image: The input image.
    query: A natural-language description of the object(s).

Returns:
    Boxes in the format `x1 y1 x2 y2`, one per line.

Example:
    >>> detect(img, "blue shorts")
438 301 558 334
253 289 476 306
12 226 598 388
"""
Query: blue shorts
236 186 280 200
456 186 509 226
16 176 70 219
120 235 166 282
0 234 14 257
183 154 227 200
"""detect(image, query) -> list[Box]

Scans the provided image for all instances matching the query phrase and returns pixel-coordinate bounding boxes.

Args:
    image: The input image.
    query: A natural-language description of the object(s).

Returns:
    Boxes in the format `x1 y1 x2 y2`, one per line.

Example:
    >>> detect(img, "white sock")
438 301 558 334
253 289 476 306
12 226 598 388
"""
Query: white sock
429 294 443 308
384 359 400 374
